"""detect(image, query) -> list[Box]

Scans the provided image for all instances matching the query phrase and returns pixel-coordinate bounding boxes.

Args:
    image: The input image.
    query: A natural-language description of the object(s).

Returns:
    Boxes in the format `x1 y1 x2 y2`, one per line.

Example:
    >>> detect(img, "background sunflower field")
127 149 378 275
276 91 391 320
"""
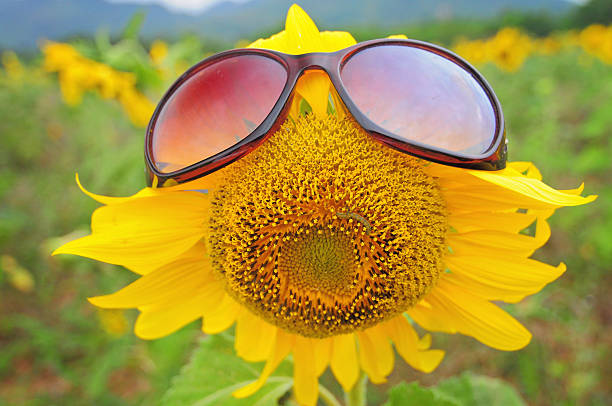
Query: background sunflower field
0 0 610 405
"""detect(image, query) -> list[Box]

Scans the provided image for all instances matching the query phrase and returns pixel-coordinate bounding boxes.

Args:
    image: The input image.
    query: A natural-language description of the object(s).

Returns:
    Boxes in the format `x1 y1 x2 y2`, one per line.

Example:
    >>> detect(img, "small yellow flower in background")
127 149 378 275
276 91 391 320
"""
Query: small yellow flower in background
97 309 129 337
1 51 24 80
454 27 534 72
578 24 612 64
454 24 612 71
487 27 533 72
1 255 35 293
118 87 156 128
53 5 597 406
149 40 169 65
534 36 562 56
42 41 154 127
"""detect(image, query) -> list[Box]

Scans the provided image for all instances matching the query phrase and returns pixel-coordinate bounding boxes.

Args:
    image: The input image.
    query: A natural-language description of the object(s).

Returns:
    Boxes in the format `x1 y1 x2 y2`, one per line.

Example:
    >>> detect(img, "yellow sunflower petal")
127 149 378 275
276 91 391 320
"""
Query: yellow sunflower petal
88 191 209 234
445 255 566 303
284 4 322 53
467 168 597 207
134 279 225 340
561 183 585 195
356 327 394 383
319 30 357 51
75 173 161 205
76 170 223 205
443 188 542 213
413 349 444 373
421 279 532 351
433 161 595 213
288 93 304 119
247 5 317 54
293 336 319 406
507 161 542 180
295 71 330 118
248 5 355 54
53 192 209 274
449 211 537 233
313 337 332 376
330 334 360 392
201 294 241 334
417 333 432 350
448 216 550 257
235 312 277 362
88 244 212 308
247 32 285 51
408 301 457 334
233 329 293 398
383 316 444 373
444 185 584 212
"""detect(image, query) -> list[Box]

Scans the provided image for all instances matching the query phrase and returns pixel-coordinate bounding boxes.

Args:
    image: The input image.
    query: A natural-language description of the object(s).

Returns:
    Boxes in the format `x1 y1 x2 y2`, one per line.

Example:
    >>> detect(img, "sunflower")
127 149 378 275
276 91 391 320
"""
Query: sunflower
53 5 596 406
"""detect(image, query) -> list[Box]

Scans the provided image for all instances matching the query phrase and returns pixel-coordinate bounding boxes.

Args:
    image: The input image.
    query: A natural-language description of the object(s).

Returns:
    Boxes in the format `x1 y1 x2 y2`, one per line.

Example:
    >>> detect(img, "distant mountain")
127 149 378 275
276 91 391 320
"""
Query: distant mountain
1 0 573 49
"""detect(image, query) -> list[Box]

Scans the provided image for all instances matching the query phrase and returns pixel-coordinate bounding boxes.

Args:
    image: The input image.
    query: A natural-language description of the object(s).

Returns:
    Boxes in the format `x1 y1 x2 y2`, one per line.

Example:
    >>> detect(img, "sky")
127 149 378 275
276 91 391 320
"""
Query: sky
107 0 251 14
108 0 584 14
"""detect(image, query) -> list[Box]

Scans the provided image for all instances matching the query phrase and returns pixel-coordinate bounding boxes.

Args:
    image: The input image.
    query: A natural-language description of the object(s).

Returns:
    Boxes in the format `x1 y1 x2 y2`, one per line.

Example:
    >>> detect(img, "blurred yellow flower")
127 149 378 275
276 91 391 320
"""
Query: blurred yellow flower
454 27 534 72
119 87 157 128
454 24 612 71
42 41 154 127
97 309 129 337
1 51 24 80
149 40 168 65
53 5 597 406
1 255 35 293
534 36 562 55
578 24 612 64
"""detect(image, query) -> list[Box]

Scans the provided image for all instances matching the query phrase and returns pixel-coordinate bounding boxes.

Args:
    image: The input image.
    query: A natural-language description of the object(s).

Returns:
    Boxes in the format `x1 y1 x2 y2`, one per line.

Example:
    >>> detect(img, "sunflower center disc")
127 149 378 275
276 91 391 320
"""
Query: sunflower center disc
209 115 448 338
281 228 359 299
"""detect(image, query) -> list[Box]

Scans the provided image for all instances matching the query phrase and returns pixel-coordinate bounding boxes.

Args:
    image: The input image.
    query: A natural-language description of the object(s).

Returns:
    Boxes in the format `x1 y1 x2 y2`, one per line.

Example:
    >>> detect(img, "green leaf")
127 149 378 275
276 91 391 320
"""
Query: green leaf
462 374 526 406
122 11 146 40
385 382 459 406
161 333 293 406
299 98 312 116
386 373 526 406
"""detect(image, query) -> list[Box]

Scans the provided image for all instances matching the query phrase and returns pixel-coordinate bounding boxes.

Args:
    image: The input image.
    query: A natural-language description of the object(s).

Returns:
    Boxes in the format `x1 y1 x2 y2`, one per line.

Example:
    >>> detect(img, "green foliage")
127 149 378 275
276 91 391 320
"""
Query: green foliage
497 10 558 36
385 374 526 406
386 382 459 406
161 333 293 406
121 11 146 41
569 0 612 28
349 0 611 45
0 68 194 406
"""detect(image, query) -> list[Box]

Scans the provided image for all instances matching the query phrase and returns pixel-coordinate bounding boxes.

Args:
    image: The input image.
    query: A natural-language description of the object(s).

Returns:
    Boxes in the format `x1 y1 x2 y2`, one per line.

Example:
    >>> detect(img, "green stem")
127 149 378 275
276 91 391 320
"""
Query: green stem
344 374 367 406
319 384 343 406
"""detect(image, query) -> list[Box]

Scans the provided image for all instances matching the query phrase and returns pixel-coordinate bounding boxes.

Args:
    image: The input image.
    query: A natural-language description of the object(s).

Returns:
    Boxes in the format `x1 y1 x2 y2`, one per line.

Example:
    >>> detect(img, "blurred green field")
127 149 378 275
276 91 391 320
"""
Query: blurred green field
0 24 611 406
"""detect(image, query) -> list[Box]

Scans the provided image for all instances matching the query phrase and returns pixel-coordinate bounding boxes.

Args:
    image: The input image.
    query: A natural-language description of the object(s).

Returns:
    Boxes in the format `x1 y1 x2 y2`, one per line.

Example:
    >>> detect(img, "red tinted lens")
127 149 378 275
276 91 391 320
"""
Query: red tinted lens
151 54 287 173
341 45 497 155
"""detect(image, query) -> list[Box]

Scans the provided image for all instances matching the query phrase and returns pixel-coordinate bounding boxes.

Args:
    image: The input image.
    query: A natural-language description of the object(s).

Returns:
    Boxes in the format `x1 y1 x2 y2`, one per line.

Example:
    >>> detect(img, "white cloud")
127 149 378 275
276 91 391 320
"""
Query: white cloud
106 0 251 14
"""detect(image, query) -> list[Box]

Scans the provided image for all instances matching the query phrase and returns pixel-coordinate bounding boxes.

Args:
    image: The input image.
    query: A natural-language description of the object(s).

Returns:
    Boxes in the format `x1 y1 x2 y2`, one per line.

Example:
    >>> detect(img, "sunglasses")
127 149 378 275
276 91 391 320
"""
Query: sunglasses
145 38 507 187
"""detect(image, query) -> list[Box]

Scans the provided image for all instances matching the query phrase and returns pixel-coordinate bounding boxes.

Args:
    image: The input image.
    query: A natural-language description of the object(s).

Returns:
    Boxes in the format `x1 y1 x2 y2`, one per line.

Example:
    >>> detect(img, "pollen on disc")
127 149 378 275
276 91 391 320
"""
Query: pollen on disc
209 114 448 338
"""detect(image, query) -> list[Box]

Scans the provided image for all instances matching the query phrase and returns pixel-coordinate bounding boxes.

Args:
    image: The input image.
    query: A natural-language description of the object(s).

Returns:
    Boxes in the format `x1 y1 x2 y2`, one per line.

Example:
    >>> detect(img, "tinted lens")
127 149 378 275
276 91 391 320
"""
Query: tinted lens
151 54 287 173
341 45 497 155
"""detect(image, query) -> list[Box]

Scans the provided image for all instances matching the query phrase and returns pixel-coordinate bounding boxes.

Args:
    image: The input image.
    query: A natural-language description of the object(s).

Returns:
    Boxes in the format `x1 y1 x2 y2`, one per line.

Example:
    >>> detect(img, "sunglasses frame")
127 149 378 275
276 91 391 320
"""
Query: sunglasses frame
145 38 507 186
